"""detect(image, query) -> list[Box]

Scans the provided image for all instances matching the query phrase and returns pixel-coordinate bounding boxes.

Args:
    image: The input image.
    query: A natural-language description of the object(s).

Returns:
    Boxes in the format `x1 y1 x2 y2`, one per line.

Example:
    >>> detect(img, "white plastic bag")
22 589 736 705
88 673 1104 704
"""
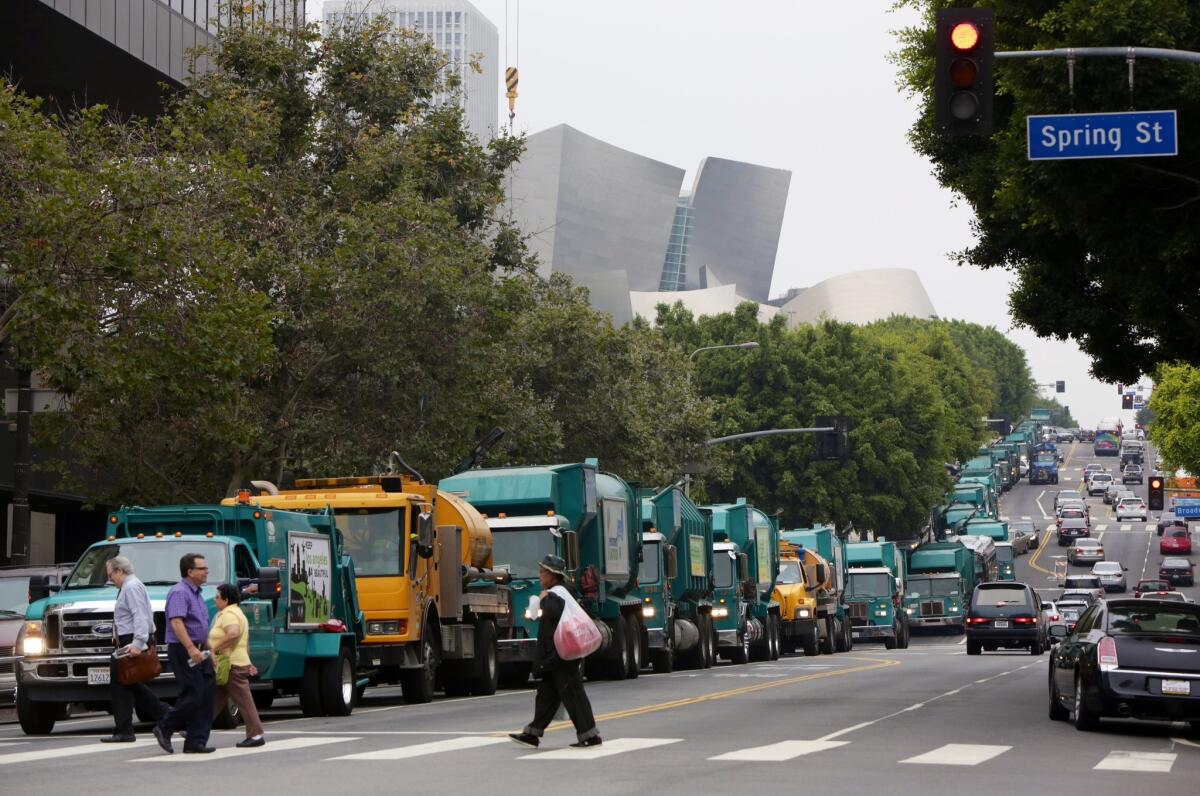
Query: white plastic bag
550 585 602 660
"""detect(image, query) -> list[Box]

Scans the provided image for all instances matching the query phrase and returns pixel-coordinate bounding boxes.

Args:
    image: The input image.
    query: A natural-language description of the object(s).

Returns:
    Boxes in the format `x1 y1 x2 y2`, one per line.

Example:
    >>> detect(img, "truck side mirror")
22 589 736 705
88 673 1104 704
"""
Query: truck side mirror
256 566 281 598
737 553 749 583
664 545 678 581
815 564 827 585
28 574 57 603
564 530 580 573
417 511 435 559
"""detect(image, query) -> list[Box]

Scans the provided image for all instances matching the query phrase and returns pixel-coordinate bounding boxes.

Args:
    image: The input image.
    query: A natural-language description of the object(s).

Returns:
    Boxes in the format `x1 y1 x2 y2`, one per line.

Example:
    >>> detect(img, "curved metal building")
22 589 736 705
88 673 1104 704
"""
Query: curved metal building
777 268 938 327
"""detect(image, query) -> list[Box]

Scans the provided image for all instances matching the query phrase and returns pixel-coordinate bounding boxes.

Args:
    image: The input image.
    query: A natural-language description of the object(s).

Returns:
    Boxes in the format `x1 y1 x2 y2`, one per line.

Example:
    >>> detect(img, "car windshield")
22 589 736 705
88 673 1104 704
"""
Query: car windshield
1108 605 1200 636
0 576 30 614
1065 576 1101 588
1010 522 1035 534
974 586 1028 607
1119 499 1145 507
995 546 1014 563
1093 563 1121 574
1093 475 1112 483
64 541 228 588
1061 510 1085 519
1058 491 1082 501
1060 606 1084 620
846 572 892 597
909 577 960 597
776 560 802 585
1163 558 1190 568
1166 529 1189 539
1075 540 1100 549
336 509 405 577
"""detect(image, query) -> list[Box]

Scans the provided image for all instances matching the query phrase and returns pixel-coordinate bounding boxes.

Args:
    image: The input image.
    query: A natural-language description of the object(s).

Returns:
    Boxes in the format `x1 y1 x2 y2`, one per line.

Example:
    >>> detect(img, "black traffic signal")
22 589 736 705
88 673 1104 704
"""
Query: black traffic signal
815 416 851 462
1122 394 1134 410
935 8 995 137
1055 380 1065 393
1148 476 1165 511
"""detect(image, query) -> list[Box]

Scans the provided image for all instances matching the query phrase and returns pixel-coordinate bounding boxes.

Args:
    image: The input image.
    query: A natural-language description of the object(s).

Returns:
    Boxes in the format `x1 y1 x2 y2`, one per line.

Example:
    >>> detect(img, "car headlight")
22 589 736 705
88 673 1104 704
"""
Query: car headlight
641 606 656 618
18 621 45 656
795 608 811 619
711 607 729 618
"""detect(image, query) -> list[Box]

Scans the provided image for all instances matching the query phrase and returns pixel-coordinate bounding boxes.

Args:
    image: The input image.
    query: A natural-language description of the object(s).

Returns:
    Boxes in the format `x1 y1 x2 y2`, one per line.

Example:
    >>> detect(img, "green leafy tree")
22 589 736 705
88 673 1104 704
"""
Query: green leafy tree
895 0 1200 382
1148 363 1200 474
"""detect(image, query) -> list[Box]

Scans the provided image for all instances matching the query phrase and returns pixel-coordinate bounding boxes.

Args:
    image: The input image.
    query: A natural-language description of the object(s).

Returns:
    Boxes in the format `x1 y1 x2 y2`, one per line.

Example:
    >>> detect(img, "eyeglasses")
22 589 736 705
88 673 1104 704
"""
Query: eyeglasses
191 566 209 572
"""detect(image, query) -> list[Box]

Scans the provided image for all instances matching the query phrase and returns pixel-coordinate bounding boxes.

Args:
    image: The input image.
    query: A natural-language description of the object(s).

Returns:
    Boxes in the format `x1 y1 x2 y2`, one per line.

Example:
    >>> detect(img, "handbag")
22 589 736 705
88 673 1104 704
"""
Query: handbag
117 644 163 686
550 585 603 661
215 653 232 686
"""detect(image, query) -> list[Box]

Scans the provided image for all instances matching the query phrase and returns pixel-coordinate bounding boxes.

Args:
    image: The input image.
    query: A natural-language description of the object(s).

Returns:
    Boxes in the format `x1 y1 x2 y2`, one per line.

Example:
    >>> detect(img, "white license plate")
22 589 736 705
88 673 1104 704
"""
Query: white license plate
1161 679 1191 696
993 620 1009 628
87 667 110 686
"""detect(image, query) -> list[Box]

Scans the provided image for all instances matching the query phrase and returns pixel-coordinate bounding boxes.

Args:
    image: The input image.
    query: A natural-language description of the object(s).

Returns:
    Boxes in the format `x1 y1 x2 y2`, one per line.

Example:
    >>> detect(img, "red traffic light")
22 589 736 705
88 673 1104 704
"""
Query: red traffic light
950 22 980 51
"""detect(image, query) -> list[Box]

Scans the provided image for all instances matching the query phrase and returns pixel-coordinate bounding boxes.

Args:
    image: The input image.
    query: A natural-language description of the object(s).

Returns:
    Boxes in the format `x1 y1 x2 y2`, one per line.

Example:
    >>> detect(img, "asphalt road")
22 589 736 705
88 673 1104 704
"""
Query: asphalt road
2 443 1198 794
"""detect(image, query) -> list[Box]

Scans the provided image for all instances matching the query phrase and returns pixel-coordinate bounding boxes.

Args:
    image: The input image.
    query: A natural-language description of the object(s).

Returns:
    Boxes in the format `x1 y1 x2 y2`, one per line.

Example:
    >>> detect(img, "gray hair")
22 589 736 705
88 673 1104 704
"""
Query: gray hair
107 556 134 576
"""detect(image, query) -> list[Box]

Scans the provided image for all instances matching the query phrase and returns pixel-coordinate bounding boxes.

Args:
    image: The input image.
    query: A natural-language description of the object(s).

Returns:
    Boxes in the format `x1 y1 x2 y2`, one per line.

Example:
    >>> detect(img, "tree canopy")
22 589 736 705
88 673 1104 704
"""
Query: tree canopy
1148 362 1200 474
895 0 1200 382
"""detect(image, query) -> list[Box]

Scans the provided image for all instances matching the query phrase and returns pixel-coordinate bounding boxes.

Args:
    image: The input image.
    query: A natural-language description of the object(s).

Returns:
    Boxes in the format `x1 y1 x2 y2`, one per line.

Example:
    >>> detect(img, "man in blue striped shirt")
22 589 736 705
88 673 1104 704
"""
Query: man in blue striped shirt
102 556 166 743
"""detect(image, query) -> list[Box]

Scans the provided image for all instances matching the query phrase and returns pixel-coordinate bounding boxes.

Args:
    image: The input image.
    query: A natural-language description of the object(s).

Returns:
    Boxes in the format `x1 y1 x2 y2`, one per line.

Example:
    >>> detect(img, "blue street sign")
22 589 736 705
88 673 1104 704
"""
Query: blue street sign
1175 504 1200 518
1027 110 1177 161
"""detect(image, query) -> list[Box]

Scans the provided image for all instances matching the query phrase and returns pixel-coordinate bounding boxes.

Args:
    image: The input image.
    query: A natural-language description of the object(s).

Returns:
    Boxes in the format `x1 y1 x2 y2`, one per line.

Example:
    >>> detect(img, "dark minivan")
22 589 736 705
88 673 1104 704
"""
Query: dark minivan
966 581 1046 656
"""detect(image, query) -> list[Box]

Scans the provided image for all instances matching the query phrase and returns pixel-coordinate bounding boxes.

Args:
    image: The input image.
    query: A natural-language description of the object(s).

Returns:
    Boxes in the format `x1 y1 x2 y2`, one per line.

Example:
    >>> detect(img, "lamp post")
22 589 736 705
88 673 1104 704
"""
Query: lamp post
688 341 759 361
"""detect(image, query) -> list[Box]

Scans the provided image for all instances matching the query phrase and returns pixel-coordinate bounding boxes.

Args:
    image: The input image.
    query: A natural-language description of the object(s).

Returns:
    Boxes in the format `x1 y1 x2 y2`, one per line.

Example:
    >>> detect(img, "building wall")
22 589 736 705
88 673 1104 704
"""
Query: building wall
778 268 938 327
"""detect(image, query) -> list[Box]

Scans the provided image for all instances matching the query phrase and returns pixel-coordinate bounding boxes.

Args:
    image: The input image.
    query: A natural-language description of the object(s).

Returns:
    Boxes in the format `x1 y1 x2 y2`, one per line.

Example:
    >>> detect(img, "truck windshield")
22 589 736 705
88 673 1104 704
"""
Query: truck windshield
713 554 735 589
846 572 891 597
1035 453 1056 462
641 541 660 584
777 561 802 585
491 527 556 580
908 577 959 597
64 541 229 588
0 577 30 613
995 546 1014 563
336 509 405 577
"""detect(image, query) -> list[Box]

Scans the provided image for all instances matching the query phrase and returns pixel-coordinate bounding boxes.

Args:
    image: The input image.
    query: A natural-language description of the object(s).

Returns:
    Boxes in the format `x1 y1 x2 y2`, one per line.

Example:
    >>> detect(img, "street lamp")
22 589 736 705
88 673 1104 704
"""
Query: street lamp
688 342 759 361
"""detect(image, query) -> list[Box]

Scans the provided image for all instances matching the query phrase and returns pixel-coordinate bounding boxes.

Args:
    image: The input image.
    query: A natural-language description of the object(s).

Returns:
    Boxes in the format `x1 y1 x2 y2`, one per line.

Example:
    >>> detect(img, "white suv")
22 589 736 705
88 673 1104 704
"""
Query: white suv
1087 473 1113 496
1116 497 1148 522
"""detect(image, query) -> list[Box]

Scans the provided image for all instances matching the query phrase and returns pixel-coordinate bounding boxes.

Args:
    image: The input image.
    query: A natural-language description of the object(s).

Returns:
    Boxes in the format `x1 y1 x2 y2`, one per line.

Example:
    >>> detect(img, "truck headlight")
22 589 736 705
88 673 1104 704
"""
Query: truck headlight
795 608 811 619
711 607 729 618
905 607 914 615
949 606 959 613
365 620 402 635
641 606 656 618
874 610 889 618
523 608 543 620
18 621 45 656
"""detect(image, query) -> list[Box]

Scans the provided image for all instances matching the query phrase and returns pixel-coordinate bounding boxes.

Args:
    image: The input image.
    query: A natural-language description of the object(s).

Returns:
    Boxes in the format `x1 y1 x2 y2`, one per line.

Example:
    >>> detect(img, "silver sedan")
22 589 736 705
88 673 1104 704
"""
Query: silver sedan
1092 560 1127 592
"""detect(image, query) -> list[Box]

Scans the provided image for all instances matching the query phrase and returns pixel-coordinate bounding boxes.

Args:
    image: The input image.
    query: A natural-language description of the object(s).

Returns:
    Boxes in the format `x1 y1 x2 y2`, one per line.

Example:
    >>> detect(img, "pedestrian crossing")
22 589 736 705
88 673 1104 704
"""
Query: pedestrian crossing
0 734 1187 774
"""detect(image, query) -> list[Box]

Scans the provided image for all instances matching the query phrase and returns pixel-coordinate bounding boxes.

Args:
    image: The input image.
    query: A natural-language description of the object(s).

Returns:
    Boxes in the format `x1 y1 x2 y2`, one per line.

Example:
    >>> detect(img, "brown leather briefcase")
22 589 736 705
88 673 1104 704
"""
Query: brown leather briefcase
117 644 162 686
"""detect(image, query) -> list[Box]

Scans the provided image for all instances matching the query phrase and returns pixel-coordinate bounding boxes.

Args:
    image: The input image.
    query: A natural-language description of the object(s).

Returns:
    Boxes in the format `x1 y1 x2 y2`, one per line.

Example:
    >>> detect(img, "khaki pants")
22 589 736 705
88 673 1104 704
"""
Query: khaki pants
212 664 263 738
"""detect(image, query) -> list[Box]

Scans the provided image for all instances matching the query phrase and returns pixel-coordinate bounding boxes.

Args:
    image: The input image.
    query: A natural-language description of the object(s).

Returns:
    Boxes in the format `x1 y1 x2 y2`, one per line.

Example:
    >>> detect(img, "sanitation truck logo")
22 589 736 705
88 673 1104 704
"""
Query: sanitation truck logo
689 535 706 578
287 531 333 628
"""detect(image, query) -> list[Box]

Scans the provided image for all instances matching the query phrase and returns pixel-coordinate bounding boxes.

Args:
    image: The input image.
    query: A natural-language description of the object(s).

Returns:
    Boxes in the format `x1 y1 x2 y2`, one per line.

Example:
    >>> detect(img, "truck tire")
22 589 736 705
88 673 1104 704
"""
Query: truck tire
213 695 243 729
625 614 642 679
16 688 58 735
299 660 324 716
702 614 716 669
819 617 835 655
499 662 532 688
898 619 911 649
769 615 781 661
651 618 676 674
883 634 897 650
750 618 769 662
606 617 630 680
400 625 440 704
469 619 499 696
834 618 849 653
320 646 356 716
730 625 751 665
801 624 819 657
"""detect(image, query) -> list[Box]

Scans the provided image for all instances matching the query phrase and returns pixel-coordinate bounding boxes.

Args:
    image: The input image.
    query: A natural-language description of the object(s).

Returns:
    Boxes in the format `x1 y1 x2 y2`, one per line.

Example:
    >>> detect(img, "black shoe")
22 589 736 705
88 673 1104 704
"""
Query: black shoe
100 734 136 743
570 736 602 748
508 732 539 748
152 725 173 754
182 745 216 754
236 737 265 748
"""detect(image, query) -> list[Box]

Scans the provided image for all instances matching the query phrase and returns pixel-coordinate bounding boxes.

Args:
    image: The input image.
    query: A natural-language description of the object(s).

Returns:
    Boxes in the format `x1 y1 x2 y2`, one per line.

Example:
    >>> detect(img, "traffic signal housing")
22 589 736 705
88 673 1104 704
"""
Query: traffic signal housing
935 8 995 137
1122 394 1134 410
1149 476 1165 512
816 416 852 462
1056 380 1065 393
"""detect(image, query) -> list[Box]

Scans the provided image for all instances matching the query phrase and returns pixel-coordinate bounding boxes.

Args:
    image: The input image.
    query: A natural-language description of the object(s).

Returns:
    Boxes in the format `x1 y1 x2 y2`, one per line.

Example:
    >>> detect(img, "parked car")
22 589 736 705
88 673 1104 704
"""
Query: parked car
966 581 1046 656
1091 561 1127 592
1116 498 1149 522
1068 538 1105 566
1133 578 1175 598
1159 558 1196 587
1122 465 1144 485
1062 574 1105 602
0 564 74 707
1088 474 1114 497
1160 527 1193 556
1048 598 1200 730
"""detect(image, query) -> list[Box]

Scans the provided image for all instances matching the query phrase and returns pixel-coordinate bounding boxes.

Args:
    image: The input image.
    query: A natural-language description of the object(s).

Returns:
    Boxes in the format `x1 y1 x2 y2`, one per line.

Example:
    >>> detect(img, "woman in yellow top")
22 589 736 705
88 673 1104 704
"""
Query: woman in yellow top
209 583 265 747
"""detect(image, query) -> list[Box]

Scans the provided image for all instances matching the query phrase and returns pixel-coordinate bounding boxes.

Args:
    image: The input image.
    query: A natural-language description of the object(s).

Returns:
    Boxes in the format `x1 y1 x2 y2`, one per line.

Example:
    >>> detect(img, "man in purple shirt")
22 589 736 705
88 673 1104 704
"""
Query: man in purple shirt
153 553 215 754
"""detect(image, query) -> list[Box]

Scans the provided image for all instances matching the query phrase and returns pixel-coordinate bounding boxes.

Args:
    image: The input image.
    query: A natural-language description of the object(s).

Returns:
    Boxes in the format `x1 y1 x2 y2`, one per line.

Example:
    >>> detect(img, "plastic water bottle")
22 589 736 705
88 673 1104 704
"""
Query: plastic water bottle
187 650 211 668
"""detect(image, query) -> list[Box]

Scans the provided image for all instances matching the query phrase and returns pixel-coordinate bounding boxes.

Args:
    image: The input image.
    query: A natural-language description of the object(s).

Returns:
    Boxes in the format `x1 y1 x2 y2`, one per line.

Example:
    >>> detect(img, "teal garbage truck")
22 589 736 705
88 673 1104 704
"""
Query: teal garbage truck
903 541 973 633
15 502 365 735
439 459 644 681
845 541 910 649
702 501 781 664
639 485 714 672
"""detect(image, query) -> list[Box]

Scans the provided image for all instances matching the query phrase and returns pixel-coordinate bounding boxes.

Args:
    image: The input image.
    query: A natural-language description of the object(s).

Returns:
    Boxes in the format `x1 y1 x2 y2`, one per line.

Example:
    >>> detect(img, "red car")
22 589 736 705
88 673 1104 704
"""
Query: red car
1160 526 1193 555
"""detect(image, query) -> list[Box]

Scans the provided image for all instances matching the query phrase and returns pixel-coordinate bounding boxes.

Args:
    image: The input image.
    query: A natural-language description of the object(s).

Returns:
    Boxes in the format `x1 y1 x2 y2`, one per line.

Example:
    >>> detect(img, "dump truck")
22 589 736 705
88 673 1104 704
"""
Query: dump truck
15 502 363 734
845 541 909 649
776 526 851 655
702 501 775 663
439 459 643 682
1029 441 1059 485
639 485 714 671
951 534 998 584
903 541 972 633
961 517 1010 545
227 472 511 703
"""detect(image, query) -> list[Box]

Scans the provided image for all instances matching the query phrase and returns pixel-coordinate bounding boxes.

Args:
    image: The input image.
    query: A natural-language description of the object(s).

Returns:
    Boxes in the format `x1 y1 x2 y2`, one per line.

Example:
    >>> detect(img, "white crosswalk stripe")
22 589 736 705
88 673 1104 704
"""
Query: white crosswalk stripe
1120 524 1131 531
1095 524 1108 531
521 737 681 760
0 738 157 765
1145 524 1156 531
900 743 1011 766
1094 751 1176 773
332 736 508 760
709 740 848 761
133 736 356 763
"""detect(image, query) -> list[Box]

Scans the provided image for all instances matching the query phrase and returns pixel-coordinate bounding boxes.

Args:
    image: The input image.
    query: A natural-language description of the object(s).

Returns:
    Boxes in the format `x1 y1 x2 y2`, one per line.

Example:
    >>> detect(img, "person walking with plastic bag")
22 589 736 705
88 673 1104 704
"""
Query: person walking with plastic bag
208 584 265 747
510 555 602 749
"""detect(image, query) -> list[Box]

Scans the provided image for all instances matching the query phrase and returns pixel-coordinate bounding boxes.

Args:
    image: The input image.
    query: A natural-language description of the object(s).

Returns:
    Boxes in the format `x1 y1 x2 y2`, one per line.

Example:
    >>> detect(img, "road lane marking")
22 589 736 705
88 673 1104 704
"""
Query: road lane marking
817 722 874 741
1093 751 1176 772
1035 490 1050 520
710 739 848 761
0 738 157 765
332 736 506 760
134 736 356 762
901 743 1010 766
1121 524 1131 531
521 737 680 760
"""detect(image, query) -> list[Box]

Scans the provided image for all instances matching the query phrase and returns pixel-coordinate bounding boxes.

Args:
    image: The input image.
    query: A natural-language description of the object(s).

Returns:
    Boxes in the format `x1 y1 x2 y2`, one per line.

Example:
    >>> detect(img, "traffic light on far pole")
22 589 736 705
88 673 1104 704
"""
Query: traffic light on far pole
816 416 852 462
1055 380 1065 393
935 8 995 137
1122 394 1134 410
1149 476 1165 511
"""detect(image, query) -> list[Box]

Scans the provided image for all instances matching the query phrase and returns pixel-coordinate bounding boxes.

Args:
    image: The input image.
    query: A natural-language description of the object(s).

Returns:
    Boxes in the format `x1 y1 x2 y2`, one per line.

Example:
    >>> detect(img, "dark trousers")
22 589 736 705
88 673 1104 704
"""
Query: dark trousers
110 634 166 734
524 661 598 743
158 642 214 747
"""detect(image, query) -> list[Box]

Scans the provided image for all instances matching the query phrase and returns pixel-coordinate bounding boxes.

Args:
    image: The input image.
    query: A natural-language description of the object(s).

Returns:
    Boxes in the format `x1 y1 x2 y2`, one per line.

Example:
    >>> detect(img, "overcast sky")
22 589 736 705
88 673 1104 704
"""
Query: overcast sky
312 0 1145 428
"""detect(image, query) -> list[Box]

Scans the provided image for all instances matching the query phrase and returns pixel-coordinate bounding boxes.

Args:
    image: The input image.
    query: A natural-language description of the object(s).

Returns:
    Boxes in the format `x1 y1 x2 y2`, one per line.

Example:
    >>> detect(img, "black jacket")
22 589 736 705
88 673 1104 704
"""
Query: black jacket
534 589 567 674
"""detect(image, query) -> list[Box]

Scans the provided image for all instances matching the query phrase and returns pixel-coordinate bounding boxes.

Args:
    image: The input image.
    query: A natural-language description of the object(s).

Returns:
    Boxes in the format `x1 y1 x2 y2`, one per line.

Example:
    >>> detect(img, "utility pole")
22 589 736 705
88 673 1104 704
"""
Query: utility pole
10 367 31 565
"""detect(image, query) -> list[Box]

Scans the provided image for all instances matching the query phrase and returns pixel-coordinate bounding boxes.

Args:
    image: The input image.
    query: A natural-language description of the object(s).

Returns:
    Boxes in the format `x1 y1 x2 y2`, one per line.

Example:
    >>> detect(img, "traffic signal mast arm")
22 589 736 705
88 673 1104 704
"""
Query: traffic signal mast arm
995 46 1200 64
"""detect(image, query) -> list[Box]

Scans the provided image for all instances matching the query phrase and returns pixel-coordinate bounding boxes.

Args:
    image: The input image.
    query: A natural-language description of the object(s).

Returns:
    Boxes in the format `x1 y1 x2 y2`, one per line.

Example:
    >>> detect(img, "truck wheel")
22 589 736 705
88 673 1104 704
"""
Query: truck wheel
320 646 356 716
769 616 781 661
299 660 324 716
16 688 57 735
213 695 243 729
801 624 819 657
251 690 275 710
400 626 440 704
499 662 532 688
469 620 499 696
750 619 769 662
898 620 911 649
702 614 716 669
651 619 676 674
834 618 848 653
730 625 751 665
606 617 630 680
625 614 642 679
819 617 836 655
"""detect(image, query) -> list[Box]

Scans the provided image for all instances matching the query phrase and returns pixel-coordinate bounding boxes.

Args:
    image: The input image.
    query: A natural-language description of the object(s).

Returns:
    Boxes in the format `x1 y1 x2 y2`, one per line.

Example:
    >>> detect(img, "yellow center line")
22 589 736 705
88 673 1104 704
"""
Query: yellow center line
519 656 901 735
1028 441 1078 576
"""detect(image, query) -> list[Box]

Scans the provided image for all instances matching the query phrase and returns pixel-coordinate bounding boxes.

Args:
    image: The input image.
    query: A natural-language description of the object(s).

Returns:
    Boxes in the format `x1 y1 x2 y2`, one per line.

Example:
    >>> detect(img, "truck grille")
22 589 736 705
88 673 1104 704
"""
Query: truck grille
847 602 868 626
0 645 13 676
51 609 166 653
920 601 944 617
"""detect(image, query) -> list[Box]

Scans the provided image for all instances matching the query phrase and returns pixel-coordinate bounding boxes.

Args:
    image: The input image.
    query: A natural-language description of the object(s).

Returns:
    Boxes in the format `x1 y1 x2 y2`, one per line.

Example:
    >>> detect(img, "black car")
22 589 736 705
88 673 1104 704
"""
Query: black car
1048 598 1200 731
966 582 1046 656
1160 558 1196 587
